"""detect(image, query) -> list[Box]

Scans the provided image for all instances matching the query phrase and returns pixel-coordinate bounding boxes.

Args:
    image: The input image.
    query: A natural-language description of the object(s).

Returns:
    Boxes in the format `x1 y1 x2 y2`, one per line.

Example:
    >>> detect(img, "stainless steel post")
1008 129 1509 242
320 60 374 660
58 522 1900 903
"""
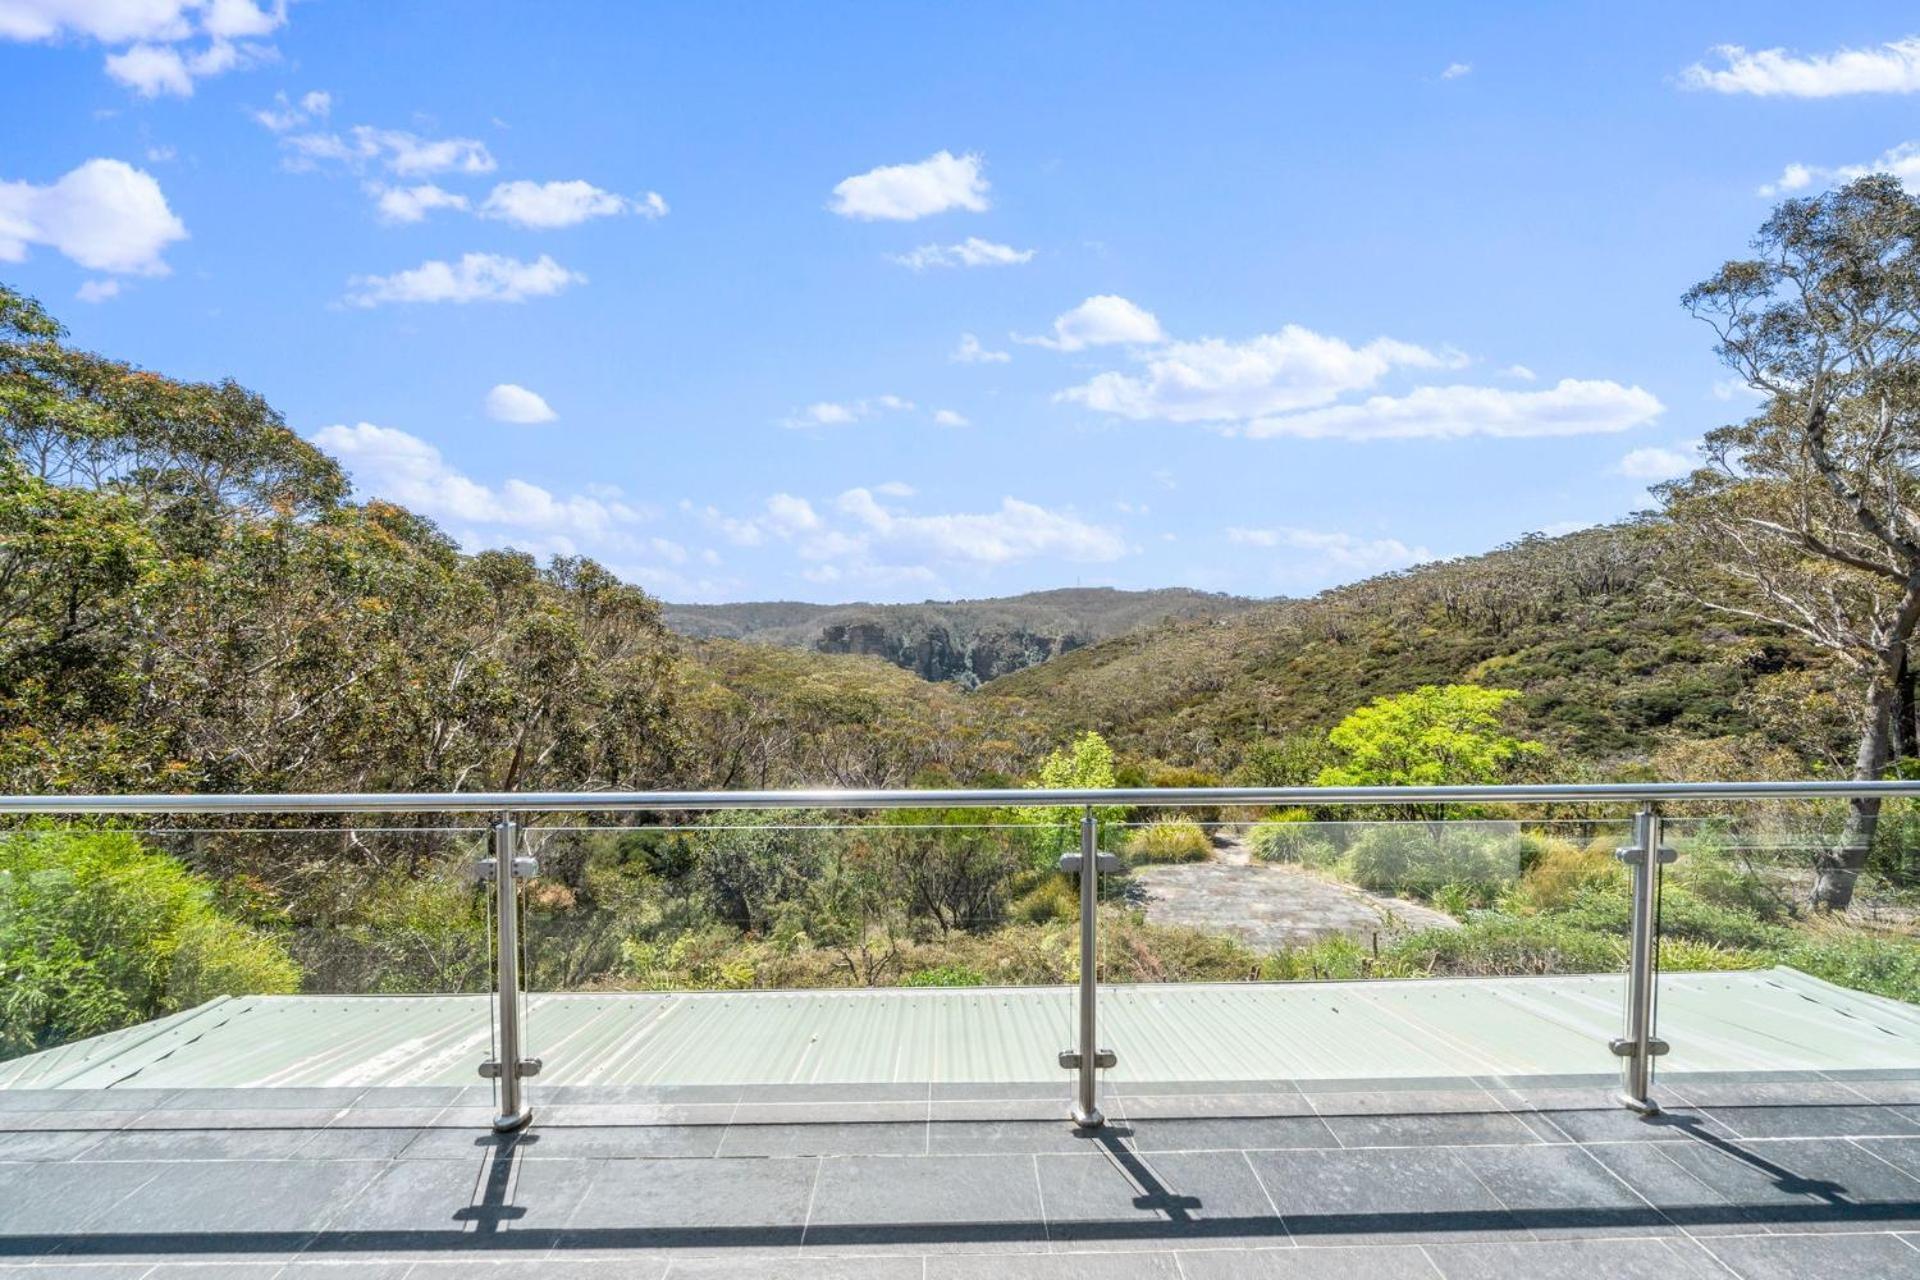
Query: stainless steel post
1073 805 1103 1128
490 812 533 1132
1614 803 1669 1114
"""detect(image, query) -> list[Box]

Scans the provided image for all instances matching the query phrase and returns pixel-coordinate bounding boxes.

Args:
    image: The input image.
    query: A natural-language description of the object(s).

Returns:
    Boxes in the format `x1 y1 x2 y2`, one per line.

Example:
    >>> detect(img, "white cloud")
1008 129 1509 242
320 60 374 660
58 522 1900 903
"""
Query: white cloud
313 422 646 545
1758 141 1920 197
891 237 1034 270
479 179 667 229
75 278 121 302
1059 326 1453 423
278 125 495 177
253 86 329 132
371 183 469 224
1681 37 1920 97
932 409 969 427
1502 364 1536 381
1615 443 1699 481
952 332 1010 364
829 150 988 221
1240 378 1663 441
484 383 557 424
3 0 286 96
833 487 1125 566
1228 526 1433 579
1020 294 1164 352
0 158 186 274
702 486 1125 586
779 395 915 429
345 253 583 307
1441 61 1472 80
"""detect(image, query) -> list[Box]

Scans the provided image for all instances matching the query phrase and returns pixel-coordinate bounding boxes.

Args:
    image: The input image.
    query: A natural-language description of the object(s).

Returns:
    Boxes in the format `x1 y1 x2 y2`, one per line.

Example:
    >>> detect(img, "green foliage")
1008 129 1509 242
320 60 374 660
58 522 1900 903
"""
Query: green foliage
1340 825 1521 903
903 964 988 987
1386 915 1625 977
1318 684 1541 795
1248 812 1339 867
1020 731 1127 859
0 829 298 1056
1782 933 1920 1004
1122 820 1213 865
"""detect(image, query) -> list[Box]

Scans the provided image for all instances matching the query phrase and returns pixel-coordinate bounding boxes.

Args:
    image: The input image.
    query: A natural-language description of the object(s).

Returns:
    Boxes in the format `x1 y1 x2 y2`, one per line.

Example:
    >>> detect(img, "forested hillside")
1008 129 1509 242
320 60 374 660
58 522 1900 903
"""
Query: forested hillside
982 525 1838 781
661 587 1260 685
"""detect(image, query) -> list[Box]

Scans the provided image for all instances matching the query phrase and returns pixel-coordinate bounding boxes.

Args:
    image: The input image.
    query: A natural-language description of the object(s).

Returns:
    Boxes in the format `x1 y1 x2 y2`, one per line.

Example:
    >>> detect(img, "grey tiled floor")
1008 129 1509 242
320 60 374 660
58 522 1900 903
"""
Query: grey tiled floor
1 1076 1919 1278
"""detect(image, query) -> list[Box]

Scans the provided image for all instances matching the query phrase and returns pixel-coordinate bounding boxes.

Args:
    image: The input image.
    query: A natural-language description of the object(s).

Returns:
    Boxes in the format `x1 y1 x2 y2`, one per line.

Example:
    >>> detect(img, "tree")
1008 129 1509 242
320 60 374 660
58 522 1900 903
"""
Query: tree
1316 685 1539 818
1020 730 1127 859
1660 175 1920 908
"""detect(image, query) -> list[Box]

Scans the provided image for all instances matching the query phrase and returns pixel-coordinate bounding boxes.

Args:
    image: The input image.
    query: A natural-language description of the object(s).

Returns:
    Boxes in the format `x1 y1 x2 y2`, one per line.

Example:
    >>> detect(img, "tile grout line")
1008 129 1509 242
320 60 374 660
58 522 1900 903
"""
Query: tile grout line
1239 1147 1295 1248
1412 1243 1449 1279
796 1151 825 1248
1843 1134 1920 1191
1031 1151 1051 1246
1570 1134 1687 1236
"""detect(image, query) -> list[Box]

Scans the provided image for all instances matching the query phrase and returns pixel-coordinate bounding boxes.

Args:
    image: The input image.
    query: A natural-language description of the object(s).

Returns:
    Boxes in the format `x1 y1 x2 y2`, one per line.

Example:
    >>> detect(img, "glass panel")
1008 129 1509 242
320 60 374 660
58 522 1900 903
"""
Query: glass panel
1659 803 1920 1088
1103 811 1636 1095
0 818 493 1100
517 812 1088 1111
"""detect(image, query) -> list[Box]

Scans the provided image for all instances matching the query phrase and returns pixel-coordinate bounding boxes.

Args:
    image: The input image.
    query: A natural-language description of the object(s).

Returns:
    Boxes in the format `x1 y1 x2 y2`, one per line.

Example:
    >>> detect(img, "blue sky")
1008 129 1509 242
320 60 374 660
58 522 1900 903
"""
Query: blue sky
3 2 1918 603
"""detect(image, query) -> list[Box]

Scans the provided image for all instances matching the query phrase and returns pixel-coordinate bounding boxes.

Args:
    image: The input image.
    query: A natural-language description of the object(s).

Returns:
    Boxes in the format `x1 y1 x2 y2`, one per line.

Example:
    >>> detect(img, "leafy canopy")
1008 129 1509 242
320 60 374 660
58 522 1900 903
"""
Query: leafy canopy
1317 684 1540 789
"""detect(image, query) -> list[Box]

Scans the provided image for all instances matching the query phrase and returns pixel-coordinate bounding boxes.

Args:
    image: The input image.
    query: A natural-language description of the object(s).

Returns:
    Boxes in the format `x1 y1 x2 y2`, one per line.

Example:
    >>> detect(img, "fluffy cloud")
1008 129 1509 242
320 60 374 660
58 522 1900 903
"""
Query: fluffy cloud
891 237 1034 270
1682 38 1920 97
1758 141 1920 197
830 150 988 221
277 124 496 177
345 253 583 306
252 87 329 131
702 487 1124 585
779 395 915 429
933 409 969 427
1059 326 1454 423
313 422 647 546
372 183 469 224
1020 295 1164 352
484 383 557 424
1441 61 1472 80
952 332 1010 364
1616 443 1699 481
1240 379 1663 441
0 158 186 274
479 180 668 228
3 0 286 95
75 278 121 302
1228 527 1433 580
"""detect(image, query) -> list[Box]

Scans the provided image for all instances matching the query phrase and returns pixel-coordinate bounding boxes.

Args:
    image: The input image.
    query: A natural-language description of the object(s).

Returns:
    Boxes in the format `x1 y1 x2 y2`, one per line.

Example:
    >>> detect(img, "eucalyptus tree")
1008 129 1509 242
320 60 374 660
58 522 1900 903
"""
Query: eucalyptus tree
1660 175 1920 908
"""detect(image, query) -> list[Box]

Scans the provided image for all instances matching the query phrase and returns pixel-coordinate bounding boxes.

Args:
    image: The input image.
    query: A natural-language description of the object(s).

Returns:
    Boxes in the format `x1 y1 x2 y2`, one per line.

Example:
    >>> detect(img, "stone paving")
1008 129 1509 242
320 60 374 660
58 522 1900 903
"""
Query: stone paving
2 1072 1919 1277
1128 834 1457 950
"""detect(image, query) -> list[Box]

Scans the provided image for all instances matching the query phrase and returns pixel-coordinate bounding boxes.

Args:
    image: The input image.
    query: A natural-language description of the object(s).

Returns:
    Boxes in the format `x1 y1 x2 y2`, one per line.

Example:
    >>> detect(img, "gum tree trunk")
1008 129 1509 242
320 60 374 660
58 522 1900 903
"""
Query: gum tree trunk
1817 665 1898 911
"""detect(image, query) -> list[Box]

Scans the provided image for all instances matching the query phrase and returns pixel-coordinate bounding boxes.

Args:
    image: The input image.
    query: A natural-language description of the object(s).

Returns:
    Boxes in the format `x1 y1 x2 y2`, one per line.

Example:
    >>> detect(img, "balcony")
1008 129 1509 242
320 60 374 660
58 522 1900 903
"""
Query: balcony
1 783 1918 1277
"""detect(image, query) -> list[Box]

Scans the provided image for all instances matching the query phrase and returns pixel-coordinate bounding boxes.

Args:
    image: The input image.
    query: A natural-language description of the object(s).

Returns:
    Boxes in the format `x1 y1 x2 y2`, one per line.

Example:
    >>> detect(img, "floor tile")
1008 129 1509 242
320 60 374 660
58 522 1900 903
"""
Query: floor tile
1452 1144 1675 1238
928 1120 1116 1155
804 1153 1046 1254
0 1127 110 1161
564 1155 819 1254
1123 1117 1337 1153
1529 1107 1729 1145
1319 1112 1543 1149
75 1126 320 1161
1584 1141 1784 1236
1036 1150 1286 1251
928 1253 1184 1277
669 1259 922 1278
1174 1245 1441 1278
1696 1231 1920 1279
718 1121 927 1158
0 1160 164 1237
1423 1237 1733 1279
1656 1136 1920 1234
515 1125 723 1160
1704 1106 1919 1140
1245 1148 1522 1245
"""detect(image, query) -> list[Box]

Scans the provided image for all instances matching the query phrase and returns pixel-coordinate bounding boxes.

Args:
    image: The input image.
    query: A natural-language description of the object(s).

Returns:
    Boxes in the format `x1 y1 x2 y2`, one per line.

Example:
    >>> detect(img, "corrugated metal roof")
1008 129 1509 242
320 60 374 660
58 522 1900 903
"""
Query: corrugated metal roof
4 967 1916 1091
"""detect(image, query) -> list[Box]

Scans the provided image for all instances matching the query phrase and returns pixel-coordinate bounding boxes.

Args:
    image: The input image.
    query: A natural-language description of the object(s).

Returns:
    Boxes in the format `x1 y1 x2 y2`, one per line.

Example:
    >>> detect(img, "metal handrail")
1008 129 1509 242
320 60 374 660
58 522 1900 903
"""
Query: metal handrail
3 778 1920 813
6 779 1877 1129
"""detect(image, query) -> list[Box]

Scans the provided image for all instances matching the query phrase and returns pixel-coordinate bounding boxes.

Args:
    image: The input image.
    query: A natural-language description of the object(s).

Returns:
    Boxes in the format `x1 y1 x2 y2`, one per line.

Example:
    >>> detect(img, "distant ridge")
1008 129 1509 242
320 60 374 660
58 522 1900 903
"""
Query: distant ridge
661 587 1265 687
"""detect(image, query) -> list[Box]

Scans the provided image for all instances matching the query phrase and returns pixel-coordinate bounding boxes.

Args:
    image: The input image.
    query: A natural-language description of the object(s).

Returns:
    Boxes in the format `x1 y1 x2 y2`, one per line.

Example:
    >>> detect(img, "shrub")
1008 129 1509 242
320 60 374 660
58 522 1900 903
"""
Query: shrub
1250 821 1343 869
1506 838 1625 914
0 828 300 1057
903 964 988 987
1009 874 1078 924
1386 915 1624 977
1341 825 1520 901
1122 820 1213 865
1669 828 1797 921
1782 932 1920 1004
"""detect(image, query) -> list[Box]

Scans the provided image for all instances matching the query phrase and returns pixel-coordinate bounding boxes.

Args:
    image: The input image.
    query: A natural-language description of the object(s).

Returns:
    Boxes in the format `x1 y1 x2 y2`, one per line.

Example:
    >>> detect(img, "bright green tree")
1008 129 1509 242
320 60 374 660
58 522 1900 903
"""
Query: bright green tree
1021 730 1128 859
1317 685 1540 814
